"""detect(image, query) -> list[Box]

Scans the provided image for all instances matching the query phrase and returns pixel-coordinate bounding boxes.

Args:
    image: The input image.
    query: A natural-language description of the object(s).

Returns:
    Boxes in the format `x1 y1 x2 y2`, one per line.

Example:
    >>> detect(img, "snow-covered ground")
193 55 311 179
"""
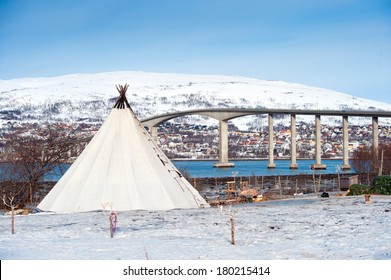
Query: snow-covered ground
1 195 391 260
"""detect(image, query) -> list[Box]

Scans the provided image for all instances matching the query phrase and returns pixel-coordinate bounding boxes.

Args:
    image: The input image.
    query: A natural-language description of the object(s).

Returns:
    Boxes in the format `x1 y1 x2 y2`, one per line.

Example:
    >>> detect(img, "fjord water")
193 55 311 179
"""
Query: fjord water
0 159 353 181
173 159 353 178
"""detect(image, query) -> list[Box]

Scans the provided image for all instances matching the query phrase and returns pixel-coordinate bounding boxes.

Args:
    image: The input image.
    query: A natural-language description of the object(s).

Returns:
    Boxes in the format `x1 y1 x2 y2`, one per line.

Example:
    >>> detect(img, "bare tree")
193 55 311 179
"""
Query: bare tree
102 202 118 238
0 153 34 210
2 186 23 234
350 145 376 175
1 123 77 207
351 143 391 177
378 143 391 175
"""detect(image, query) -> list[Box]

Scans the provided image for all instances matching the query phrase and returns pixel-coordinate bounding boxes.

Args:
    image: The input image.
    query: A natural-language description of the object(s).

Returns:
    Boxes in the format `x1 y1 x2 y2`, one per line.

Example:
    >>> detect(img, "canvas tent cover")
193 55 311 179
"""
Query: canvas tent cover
37 85 209 212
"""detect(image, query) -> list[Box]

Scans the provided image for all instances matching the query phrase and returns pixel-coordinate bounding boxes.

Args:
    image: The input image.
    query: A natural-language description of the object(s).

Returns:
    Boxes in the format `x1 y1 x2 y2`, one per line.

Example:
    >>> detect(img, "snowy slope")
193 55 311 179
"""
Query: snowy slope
1 195 391 260
1 71 391 128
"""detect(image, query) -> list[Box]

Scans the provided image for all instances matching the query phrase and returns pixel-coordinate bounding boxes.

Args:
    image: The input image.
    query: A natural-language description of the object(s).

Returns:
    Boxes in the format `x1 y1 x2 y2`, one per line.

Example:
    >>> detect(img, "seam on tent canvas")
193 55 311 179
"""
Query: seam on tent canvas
172 176 202 207
145 126 208 207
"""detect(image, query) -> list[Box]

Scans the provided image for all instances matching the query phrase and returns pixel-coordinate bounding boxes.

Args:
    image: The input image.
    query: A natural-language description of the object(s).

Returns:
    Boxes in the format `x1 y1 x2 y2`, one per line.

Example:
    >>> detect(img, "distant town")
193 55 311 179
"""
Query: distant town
156 121 391 160
4 119 390 161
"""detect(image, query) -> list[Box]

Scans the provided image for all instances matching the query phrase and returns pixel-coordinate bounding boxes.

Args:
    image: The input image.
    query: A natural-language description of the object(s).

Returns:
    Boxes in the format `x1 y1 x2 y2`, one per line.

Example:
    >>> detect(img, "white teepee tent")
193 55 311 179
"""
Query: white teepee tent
37 84 209 212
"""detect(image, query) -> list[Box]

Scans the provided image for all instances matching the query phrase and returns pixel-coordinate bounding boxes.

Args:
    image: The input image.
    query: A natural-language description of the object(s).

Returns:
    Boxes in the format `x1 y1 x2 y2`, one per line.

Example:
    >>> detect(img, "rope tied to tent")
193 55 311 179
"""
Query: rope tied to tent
157 154 168 166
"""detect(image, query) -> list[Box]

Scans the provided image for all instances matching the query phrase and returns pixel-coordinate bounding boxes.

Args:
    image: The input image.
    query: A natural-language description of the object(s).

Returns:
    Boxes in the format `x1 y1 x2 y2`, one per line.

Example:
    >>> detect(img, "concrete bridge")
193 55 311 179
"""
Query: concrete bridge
141 108 391 169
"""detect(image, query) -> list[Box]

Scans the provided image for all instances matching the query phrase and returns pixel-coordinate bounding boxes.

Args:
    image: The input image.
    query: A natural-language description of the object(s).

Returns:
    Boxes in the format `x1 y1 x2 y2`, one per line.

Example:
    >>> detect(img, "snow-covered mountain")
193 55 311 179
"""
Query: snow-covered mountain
1 71 390 129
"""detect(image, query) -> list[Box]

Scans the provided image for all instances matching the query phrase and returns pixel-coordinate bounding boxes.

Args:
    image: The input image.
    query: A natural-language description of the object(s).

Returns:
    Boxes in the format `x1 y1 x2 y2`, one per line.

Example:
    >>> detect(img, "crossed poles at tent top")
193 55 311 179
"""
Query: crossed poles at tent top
114 84 131 109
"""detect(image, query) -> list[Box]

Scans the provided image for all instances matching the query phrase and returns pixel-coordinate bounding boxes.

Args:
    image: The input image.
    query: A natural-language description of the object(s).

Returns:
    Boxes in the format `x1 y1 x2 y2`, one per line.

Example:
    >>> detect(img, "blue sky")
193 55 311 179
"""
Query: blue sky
0 0 390 103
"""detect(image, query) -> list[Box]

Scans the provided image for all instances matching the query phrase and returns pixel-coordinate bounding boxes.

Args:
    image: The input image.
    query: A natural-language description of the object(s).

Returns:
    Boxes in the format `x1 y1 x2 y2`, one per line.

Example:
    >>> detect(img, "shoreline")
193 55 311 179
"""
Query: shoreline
31 171 364 186
171 157 345 161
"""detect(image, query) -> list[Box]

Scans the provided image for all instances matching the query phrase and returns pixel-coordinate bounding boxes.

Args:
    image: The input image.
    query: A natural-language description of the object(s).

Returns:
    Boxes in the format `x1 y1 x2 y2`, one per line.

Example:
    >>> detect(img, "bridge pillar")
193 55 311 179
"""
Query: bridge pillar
268 114 276 169
150 126 158 143
342 116 351 170
372 116 379 166
311 114 326 170
213 120 234 168
290 114 298 169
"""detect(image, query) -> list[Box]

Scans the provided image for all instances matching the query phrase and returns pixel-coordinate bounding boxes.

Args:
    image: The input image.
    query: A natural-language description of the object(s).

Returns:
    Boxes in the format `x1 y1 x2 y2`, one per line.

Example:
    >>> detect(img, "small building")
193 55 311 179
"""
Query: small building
340 175 359 191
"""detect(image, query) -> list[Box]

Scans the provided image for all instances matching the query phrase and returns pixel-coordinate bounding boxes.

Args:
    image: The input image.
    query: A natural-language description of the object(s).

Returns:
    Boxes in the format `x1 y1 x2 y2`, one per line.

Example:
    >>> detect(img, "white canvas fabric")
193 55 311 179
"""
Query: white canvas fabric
38 95 209 212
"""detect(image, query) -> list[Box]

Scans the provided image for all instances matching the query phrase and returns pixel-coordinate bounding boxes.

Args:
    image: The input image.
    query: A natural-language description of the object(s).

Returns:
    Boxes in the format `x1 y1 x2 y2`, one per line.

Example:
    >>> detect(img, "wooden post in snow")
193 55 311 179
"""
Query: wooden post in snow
109 212 118 238
318 172 322 193
337 172 341 197
226 206 237 245
109 215 114 238
379 149 384 176
230 215 235 245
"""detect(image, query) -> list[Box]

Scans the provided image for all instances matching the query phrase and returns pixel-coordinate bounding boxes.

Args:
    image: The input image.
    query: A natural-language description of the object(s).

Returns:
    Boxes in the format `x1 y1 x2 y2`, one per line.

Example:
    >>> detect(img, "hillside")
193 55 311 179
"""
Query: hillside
1 71 390 129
